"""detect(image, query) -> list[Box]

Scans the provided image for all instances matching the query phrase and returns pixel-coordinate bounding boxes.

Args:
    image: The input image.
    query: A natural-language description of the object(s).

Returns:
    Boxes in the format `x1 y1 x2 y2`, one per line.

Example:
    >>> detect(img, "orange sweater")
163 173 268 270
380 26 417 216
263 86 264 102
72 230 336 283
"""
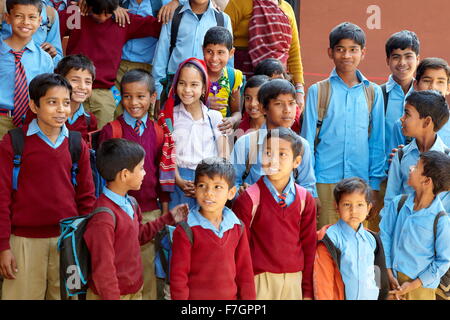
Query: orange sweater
224 0 304 84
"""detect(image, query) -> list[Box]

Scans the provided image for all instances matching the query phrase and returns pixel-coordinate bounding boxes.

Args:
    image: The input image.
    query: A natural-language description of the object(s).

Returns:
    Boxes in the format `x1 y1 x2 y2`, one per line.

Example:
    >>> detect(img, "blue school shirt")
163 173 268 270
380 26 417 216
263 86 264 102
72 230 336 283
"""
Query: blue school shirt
187 205 241 238
301 69 386 191
123 110 148 136
67 104 90 125
326 219 379 300
384 135 450 211
152 0 232 98
103 187 135 219
1 3 63 66
27 118 68 149
262 175 296 207
379 193 450 288
0 39 53 110
230 123 317 197
43 0 70 11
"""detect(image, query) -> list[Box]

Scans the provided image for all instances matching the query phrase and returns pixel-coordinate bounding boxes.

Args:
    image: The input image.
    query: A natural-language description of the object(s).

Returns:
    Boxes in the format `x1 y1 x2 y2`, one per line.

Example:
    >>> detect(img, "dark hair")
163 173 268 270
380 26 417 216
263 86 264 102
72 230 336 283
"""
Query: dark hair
405 90 450 132
177 63 207 103
385 30 420 58
86 0 119 14
120 69 156 95
416 57 450 84
420 151 450 195
96 138 146 182
258 79 296 110
244 75 270 92
194 157 236 188
6 0 42 13
203 26 233 51
329 22 366 49
265 127 303 159
55 54 96 80
254 58 290 80
333 177 372 205
29 73 72 108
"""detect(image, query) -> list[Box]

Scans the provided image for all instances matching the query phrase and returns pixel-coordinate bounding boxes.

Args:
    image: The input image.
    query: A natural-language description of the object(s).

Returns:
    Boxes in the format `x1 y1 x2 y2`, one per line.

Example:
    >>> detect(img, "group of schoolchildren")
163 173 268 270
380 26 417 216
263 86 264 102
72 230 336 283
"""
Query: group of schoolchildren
1 0 450 302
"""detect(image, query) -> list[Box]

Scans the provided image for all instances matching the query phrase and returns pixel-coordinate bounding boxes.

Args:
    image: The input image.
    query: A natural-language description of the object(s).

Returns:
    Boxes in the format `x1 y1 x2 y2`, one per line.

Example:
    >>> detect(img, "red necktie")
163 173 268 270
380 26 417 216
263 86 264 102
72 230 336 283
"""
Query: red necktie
11 49 29 128
134 119 143 135
278 192 287 208
49 0 64 11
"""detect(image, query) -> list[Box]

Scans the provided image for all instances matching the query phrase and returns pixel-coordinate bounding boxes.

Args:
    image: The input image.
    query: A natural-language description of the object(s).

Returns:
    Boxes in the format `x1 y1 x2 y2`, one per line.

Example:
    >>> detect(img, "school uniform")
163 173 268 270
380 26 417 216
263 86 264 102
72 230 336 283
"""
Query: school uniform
0 119 95 299
232 177 317 299
379 193 450 300
230 122 317 197
170 206 256 300
66 104 98 142
301 69 385 228
44 0 69 11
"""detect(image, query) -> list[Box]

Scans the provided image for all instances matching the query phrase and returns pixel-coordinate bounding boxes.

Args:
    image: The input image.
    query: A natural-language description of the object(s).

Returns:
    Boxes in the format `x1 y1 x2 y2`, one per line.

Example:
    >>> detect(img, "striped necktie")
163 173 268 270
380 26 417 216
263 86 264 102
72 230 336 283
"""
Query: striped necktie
11 49 29 128
134 119 143 135
49 0 65 11
278 192 287 208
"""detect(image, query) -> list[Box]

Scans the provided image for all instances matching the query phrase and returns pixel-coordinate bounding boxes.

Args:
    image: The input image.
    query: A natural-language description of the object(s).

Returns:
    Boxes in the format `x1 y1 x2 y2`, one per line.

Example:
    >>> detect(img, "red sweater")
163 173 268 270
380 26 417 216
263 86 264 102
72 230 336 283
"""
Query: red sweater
83 194 175 300
232 178 317 298
66 112 98 143
0 131 95 251
170 223 256 300
98 116 170 212
59 12 161 89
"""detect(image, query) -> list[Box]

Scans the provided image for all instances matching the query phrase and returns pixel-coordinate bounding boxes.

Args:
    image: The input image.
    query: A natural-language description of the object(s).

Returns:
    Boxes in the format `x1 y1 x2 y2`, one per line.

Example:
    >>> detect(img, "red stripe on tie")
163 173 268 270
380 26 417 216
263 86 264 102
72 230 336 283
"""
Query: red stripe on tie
11 49 29 127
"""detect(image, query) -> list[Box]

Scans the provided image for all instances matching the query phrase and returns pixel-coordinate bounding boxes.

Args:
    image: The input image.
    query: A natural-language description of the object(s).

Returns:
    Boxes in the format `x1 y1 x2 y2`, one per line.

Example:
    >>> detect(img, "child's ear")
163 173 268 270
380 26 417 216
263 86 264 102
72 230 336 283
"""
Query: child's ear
367 202 373 213
29 99 39 114
446 83 450 97
229 47 235 58
413 79 419 91
227 185 237 200
423 116 433 129
361 47 367 60
327 47 333 60
4 13 11 25
150 91 157 103
293 155 302 169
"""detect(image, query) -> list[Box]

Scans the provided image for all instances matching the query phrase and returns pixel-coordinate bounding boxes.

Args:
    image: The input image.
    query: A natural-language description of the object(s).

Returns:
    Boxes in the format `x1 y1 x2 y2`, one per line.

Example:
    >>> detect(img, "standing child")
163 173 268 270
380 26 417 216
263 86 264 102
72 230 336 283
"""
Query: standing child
233 127 317 300
84 138 188 300
380 151 450 300
170 157 255 300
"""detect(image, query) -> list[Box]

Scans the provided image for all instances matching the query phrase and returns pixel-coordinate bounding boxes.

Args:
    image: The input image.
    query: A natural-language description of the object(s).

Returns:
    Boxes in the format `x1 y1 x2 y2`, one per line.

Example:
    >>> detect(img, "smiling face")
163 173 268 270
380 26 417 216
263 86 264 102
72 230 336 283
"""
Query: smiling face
387 48 419 84
203 43 234 75
262 137 301 182
195 174 236 216
65 68 93 105
5 4 41 41
336 192 371 231
416 68 450 96
328 38 365 74
121 81 155 120
264 93 297 129
176 65 205 108
244 86 264 120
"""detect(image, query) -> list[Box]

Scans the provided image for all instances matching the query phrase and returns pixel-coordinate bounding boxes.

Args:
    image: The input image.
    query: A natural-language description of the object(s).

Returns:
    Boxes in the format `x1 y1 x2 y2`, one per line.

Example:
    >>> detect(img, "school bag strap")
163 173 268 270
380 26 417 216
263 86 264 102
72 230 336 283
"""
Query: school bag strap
91 206 116 229
242 130 259 182
366 229 390 300
396 194 408 214
68 131 82 186
110 119 123 139
380 83 389 114
178 220 194 244
8 128 25 191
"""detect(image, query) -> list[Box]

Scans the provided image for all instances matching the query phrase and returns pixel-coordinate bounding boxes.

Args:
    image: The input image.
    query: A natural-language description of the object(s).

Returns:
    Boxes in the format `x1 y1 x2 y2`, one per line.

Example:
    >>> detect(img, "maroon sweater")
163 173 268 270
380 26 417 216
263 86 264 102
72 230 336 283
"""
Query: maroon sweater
98 116 170 212
66 112 98 143
0 131 95 251
84 194 175 299
170 223 256 300
59 12 161 89
232 178 317 298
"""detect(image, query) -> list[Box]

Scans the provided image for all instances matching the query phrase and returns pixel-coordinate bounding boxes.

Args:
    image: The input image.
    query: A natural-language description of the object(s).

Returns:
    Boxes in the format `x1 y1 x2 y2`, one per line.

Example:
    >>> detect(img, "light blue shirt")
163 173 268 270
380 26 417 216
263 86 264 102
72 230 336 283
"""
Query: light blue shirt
152 0 232 98
230 123 317 197
384 135 450 211
379 193 450 288
27 118 68 148
123 110 148 136
326 219 379 300
263 175 296 207
67 104 90 125
103 187 135 219
43 0 70 11
0 39 53 110
301 69 386 190
187 205 241 238
1 3 63 66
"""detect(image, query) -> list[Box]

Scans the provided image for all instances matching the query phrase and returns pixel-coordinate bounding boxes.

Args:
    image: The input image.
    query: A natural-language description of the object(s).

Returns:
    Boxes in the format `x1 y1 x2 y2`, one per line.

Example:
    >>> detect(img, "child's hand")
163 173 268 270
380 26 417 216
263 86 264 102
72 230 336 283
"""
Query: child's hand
208 96 228 112
238 183 250 195
77 0 89 16
157 0 179 24
40 42 57 58
113 7 130 27
0 249 18 280
387 269 402 299
218 118 234 135
296 92 305 114
388 145 404 163
177 178 195 198
170 203 189 223
389 279 422 299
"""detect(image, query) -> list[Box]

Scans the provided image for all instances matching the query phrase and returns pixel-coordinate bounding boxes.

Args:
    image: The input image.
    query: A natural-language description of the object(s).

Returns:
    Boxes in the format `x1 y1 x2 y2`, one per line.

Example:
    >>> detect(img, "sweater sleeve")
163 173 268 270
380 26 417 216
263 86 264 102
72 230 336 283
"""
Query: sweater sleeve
137 204 175 245
232 192 254 243
300 191 317 299
58 10 69 38
126 14 162 41
0 134 14 251
75 140 96 215
88 113 98 133
234 226 256 300
169 225 192 300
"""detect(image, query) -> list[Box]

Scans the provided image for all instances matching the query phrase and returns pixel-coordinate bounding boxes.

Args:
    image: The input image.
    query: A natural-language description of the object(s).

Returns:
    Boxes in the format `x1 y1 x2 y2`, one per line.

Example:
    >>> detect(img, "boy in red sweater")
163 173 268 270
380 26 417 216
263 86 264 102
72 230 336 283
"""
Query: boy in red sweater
0 73 96 299
83 138 188 300
170 157 256 300
232 127 317 300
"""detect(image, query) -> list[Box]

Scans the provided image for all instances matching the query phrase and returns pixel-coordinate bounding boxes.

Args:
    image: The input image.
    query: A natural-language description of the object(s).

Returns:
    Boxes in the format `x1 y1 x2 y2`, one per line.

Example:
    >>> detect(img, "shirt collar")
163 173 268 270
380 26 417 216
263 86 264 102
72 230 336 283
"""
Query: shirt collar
329 68 370 87
404 192 445 215
178 103 210 122
187 204 241 232
386 74 415 94
182 0 214 14
403 134 447 157
0 38 36 55
336 218 366 239
263 175 295 197
26 118 69 139
123 110 148 128
68 104 90 123
103 187 131 208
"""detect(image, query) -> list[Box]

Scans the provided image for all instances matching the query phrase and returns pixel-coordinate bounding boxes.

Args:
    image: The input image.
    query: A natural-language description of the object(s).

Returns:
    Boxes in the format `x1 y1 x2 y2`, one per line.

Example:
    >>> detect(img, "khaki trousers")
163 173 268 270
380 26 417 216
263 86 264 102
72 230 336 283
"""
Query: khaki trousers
316 183 339 229
367 179 387 232
2 235 60 300
87 286 143 300
397 271 436 300
83 88 116 130
254 272 303 300
0 115 16 141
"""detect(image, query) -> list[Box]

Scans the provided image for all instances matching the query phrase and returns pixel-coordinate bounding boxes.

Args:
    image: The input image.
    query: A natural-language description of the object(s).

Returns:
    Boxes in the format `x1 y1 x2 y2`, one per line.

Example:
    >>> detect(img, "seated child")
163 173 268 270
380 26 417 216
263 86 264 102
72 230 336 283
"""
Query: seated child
233 127 317 300
83 138 188 300
170 157 256 300
314 177 389 300
380 150 450 300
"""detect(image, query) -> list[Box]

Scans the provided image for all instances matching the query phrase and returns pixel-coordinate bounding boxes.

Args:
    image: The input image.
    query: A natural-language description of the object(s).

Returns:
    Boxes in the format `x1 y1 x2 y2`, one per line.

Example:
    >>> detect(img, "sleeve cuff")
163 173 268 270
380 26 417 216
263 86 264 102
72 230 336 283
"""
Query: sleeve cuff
369 178 382 191
418 271 437 289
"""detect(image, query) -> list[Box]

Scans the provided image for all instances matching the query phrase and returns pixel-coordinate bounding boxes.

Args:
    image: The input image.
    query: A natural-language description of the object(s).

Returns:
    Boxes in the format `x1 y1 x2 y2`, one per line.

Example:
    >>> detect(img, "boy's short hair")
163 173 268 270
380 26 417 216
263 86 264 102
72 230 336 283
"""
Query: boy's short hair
6 0 42 13
203 26 233 51
120 69 156 95
329 22 366 49
258 79 295 110
265 127 303 159
244 74 270 92
96 138 146 182
194 157 236 188
55 54 96 80
416 57 450 83
29 73 72 108
420 151 450 195
405 90 450 132
254 58 289 79
385 30 420 58
333 177 372 205
86 0 119 14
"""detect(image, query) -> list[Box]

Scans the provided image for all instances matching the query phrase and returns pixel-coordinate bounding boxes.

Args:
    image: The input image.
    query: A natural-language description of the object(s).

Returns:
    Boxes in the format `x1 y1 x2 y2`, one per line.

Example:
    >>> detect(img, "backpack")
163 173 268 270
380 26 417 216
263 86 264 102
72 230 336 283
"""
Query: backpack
8 128 82 191
57 197 138 300
314 78 375 149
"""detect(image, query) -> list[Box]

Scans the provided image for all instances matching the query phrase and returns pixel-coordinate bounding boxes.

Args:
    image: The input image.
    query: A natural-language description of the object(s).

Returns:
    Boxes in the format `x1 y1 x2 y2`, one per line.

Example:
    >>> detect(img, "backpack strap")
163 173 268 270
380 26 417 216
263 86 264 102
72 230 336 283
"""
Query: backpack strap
363 83 375 136
380 83 389 114
68 131 82 187
246 182 261 228
315 79 332 149
433 211 447 256
169 5 184 61
8 128 25 191
396 194 408 215
398 148 404 164
85 114 91 130
367 229 390 300
242 131 259 182
226 66 235 118
214 10 224 27
92 206 116 228
178 220 194 245
110 120 123 139
294 184 307 214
